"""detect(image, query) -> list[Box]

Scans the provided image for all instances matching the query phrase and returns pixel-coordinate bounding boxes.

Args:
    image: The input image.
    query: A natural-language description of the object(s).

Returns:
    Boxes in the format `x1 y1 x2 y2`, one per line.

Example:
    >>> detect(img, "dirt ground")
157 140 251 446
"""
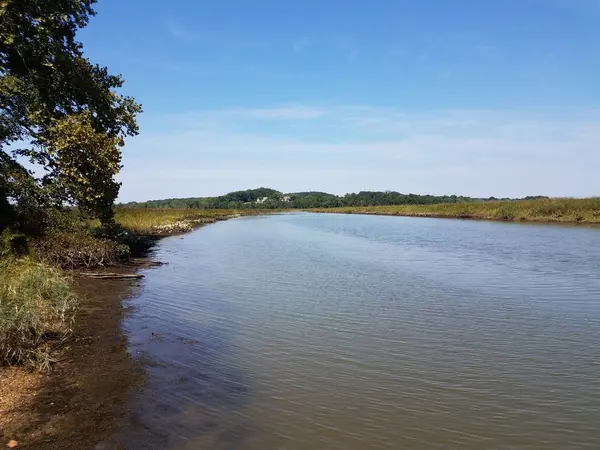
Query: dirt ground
0 276 145 449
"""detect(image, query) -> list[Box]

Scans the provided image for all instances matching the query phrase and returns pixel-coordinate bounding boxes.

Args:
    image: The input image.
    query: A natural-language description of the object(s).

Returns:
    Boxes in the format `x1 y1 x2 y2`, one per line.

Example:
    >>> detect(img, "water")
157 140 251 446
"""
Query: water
119 213 600 449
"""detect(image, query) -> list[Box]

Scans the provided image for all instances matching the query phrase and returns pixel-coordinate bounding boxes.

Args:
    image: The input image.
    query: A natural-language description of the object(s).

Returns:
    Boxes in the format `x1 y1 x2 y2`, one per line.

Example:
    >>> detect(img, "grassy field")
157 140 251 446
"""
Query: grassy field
312 198 600 224
113 208 265 234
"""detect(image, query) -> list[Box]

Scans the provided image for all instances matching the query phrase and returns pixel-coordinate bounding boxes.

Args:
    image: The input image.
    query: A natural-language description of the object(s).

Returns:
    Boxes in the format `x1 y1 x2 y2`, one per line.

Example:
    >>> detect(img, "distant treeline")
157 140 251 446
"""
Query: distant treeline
119 188 549 210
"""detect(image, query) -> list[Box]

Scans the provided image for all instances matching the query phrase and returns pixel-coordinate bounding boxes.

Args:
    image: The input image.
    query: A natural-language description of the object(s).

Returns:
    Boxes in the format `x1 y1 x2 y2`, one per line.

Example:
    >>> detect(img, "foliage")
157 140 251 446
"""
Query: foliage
23 208 129 268
0 256 77 370
0 0 141 229
0 229 27 257
120 187 541 210
218 187 282 205
314 198 600 224
0 150 47 234
0 208 130 268
35 112 124 223
32 229 129 269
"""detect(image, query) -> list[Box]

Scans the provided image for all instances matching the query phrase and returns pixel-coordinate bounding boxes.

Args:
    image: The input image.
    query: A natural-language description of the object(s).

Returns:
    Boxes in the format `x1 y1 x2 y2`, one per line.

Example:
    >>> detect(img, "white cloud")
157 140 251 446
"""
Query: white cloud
218 106 328 120
118 105 600 201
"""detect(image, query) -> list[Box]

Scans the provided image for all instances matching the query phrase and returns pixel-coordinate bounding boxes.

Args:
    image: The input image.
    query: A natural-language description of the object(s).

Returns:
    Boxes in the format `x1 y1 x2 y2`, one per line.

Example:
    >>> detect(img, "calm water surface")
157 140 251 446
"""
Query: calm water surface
119 213 600 449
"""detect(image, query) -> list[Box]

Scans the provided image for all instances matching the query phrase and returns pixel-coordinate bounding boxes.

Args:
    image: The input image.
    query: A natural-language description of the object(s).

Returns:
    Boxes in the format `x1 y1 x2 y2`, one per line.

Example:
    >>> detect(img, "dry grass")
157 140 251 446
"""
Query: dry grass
113 208 263 234
0 257 78 370
33 229 130 269
313 198 600 223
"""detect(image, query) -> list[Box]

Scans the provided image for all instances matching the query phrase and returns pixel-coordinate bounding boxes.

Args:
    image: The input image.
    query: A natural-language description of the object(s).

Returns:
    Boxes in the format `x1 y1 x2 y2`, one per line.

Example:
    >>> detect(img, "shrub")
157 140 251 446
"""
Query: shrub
32 229 130 269
0 257 78 370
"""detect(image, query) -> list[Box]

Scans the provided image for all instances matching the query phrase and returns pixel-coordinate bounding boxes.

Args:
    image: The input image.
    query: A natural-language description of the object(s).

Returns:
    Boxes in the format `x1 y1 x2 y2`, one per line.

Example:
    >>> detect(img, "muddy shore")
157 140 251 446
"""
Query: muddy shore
0 275 145 449
0 217 249 449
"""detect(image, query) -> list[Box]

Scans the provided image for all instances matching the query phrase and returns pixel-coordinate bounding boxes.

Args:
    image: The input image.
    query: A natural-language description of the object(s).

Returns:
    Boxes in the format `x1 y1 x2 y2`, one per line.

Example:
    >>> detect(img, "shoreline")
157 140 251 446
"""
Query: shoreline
316 211 600 226
310 205 600 225
2 206 598 446
0 275 144 449
0 214 250 449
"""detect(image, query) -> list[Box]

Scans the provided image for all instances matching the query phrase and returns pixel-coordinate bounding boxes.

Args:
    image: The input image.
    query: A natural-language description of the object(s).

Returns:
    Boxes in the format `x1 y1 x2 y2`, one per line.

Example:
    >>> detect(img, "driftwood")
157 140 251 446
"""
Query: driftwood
79 272 144 280
128 258 165 268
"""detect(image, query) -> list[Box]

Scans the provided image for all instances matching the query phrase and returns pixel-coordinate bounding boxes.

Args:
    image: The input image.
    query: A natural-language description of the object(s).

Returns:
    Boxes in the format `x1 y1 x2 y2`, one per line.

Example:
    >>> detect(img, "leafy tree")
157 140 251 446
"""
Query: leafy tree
119 188 491 210
1 0 141 229
34 111 124 223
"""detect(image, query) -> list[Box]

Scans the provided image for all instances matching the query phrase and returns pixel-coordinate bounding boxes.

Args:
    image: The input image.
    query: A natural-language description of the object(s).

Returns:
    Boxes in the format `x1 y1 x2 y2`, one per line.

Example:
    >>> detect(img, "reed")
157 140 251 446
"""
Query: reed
113 208 262 234
0 256 77 370
312 198 600 223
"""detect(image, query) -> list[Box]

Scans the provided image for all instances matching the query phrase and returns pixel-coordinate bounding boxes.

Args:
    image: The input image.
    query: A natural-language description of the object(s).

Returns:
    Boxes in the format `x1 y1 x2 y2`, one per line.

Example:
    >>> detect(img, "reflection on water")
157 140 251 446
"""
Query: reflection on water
116 213 600 449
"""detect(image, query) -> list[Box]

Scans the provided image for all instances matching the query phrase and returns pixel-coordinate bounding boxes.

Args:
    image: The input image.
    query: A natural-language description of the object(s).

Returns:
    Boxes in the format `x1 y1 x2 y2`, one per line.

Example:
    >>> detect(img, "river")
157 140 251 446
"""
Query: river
116 213 600 449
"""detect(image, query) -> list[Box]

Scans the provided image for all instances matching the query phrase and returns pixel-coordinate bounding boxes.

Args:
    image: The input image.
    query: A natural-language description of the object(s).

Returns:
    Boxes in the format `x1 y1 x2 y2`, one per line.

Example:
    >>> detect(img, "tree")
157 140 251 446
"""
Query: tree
0 0 141 229
35 111 124 223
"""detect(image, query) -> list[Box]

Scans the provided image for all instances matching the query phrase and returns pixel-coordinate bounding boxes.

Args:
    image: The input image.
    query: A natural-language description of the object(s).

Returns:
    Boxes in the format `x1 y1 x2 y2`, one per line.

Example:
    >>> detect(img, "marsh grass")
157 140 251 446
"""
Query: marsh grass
313 198 600 223
0 257 78 370
113 208 260 234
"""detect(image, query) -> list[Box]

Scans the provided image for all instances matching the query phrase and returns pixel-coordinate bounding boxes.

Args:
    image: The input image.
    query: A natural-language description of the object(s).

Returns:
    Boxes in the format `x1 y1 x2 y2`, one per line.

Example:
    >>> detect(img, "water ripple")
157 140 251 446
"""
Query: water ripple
119 214 600 449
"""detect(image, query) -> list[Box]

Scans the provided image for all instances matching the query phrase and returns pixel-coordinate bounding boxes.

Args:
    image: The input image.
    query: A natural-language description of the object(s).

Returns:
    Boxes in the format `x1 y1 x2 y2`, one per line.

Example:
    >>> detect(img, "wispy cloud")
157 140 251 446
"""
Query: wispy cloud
219 106 328 120
164 21 362 68
293 37 313 54
119 104 600 201
165 19 196 40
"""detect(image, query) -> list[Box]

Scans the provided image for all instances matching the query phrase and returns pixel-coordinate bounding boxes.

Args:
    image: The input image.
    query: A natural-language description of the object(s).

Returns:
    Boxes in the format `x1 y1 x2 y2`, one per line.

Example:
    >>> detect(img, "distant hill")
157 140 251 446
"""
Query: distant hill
119 188 547 210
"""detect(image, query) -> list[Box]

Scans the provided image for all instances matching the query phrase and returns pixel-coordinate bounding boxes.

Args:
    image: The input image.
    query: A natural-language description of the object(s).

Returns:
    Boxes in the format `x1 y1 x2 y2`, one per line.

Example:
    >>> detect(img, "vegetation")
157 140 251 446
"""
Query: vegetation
33 227 129 269
113 208 263 235
0 205 264 370
1 1 140 370
120 187 535 210
0 1 594 375
0 253 77 370
1 0 141 233
121 187 285 209
313 197 600 224
119 189 599 225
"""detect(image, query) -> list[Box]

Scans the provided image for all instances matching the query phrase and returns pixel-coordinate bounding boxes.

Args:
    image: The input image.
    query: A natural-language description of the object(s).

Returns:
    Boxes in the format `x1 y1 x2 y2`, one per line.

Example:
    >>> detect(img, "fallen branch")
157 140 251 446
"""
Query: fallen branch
79 272 144 280
128 258 165 267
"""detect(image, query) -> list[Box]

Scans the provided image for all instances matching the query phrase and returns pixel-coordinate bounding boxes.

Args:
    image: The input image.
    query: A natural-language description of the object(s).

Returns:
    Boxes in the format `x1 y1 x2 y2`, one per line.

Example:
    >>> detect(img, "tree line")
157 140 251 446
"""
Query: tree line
120 188 547 210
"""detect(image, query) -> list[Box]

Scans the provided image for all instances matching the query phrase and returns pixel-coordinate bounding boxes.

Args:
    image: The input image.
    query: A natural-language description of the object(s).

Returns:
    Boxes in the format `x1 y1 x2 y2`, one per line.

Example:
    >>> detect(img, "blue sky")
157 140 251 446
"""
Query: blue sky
80 0 600 201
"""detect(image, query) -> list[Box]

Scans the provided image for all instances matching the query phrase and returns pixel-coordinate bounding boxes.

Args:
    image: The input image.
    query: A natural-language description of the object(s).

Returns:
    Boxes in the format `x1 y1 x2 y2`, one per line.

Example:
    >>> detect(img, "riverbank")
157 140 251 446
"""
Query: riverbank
113 208 252 235
312 198 600 224
0 209 262 448
52 211 600 449
0 276 144 449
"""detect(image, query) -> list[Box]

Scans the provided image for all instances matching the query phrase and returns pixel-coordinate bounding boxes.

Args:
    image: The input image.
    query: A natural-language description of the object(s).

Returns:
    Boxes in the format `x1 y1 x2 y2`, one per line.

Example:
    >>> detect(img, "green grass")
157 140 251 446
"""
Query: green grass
312 198 600 223
0 256 78 371
113 208 262 234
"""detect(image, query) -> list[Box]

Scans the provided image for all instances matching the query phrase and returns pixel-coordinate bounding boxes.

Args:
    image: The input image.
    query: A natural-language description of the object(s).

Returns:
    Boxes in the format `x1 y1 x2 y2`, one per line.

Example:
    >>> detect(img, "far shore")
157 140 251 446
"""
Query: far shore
310 198 600 225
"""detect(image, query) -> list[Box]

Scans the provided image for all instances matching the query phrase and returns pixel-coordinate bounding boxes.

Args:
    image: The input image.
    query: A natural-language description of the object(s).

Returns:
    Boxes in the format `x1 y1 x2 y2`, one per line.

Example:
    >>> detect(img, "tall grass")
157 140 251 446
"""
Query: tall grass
0 257 78 370
313 198 600 223
113 208 258 234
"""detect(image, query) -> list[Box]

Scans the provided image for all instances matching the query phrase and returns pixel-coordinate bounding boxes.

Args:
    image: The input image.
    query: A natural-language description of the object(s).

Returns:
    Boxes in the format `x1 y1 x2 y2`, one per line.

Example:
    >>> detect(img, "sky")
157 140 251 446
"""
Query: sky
79 0 600 201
